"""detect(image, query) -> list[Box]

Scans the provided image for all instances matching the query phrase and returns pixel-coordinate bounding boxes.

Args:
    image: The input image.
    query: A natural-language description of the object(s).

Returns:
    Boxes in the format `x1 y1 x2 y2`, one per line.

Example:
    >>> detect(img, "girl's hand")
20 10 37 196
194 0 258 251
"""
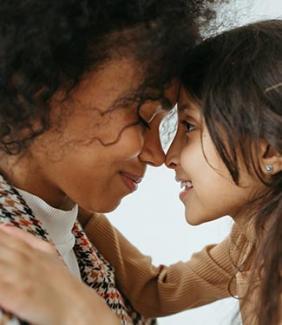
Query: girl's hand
0 225 119 325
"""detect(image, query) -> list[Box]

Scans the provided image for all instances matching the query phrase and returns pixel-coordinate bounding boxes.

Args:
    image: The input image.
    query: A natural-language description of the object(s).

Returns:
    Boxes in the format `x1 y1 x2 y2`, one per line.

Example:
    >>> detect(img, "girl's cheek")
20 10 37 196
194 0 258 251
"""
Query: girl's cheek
179 143 186 161
179 147 192 172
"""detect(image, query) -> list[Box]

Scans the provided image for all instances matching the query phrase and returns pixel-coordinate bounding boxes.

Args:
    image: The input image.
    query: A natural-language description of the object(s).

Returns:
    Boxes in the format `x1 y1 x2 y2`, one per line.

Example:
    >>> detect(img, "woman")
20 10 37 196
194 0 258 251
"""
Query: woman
0 0 225 324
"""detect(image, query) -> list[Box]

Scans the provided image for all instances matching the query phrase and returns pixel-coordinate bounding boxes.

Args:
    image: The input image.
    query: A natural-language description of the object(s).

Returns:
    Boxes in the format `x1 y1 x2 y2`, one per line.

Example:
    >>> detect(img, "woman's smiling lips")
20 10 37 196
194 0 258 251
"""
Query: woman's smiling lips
120 171 143 192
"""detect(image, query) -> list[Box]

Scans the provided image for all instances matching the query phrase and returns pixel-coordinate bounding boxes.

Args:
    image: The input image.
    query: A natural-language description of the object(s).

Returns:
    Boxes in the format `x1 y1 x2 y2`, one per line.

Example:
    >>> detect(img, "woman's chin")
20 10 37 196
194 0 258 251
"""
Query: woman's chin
90 199 122 214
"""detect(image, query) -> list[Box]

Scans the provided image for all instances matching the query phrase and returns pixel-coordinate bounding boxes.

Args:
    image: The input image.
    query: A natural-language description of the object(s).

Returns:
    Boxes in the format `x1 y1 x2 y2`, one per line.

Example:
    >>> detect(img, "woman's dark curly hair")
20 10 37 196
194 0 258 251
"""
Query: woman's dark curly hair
0 0 228 154
181 19 282 325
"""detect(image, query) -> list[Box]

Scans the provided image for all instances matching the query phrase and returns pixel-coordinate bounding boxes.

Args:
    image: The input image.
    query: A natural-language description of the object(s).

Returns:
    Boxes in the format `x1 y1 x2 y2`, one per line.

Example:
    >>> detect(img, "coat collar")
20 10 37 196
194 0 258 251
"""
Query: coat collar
0 174 153 325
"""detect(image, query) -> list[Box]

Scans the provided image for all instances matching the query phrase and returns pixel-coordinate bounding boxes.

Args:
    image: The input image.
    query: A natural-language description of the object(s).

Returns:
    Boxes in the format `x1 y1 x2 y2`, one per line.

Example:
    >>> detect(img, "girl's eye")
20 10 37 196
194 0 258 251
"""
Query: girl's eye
181 120 196 134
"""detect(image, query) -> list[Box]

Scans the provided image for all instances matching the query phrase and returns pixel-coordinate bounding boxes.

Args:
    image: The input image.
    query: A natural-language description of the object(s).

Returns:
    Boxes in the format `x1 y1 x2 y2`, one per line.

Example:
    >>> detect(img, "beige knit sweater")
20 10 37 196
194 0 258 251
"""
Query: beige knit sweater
82 213 281 324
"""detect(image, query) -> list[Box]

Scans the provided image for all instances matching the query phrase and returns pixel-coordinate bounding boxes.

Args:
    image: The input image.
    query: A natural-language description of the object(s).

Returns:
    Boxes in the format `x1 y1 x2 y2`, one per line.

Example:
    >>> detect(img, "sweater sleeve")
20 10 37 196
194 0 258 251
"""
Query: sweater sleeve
83 213 247 318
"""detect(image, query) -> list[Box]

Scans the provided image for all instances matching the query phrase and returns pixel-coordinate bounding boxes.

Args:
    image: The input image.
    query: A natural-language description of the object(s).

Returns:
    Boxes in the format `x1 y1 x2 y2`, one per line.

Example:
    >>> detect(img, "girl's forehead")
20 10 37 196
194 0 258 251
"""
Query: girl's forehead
177 87 199 113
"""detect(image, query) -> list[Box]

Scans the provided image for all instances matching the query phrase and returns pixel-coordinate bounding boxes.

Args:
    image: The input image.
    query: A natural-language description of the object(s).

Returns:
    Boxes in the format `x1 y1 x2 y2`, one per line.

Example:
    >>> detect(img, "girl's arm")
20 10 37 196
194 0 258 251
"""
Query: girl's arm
0 226 119 325
83 213 248 318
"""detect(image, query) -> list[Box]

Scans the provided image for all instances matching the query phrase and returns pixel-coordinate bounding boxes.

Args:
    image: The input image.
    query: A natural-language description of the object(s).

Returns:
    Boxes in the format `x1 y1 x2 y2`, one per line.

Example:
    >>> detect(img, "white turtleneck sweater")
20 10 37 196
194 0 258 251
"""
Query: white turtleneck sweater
16 188 81 280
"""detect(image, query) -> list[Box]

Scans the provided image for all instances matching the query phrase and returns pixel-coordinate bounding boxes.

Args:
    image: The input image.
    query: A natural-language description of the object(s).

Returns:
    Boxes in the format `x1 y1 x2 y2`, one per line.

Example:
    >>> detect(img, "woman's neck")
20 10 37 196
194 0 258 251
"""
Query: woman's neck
0 153 74 210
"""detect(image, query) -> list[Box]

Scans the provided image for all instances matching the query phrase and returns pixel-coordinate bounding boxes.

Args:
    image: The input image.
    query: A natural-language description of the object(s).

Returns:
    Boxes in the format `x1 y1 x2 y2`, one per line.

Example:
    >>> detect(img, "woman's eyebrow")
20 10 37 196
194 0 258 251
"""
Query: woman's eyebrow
146 106 164 123
161 97 174 110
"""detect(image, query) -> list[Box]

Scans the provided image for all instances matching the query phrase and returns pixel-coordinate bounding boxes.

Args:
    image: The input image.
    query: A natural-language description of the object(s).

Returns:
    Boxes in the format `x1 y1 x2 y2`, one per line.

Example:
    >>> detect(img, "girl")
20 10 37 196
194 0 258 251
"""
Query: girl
0 0 223 324
86 19 282 325
168 19 282 325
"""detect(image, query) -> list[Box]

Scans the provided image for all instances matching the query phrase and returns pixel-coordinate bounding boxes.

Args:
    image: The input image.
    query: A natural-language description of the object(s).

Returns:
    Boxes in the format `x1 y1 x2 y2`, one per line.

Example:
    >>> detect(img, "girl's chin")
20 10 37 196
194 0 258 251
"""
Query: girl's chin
185 210 225 225
184 211 208 226
185 216 203 226
185 212 198 225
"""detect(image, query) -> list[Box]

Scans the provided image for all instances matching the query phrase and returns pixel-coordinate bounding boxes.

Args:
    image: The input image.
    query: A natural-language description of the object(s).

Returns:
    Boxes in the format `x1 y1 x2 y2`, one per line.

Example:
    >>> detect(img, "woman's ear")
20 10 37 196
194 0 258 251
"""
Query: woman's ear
260 143 282 175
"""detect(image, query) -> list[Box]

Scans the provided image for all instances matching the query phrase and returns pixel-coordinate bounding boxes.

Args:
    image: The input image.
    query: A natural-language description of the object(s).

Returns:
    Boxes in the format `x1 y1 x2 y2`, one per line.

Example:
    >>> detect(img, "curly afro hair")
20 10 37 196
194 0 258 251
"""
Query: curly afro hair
0 0 228 154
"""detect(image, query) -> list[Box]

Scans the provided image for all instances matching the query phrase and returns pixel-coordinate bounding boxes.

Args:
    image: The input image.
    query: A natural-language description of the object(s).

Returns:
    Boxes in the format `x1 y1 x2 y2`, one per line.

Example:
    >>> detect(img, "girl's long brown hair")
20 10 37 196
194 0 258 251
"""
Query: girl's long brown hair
181 20 282 324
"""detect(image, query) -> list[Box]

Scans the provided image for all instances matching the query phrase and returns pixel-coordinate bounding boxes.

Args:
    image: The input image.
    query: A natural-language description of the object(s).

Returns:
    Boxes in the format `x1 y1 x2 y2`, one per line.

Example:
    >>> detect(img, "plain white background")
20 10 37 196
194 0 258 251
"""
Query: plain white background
108 1 282 324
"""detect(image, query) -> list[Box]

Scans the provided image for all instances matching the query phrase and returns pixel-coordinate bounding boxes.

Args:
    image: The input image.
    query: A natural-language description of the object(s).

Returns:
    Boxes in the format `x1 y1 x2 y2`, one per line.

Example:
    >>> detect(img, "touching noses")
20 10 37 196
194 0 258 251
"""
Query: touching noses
139 123 165 167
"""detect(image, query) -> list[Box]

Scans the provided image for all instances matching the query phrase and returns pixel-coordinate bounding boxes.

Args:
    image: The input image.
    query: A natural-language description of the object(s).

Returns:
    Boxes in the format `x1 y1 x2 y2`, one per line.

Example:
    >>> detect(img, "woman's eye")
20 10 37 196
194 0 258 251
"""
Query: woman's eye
181 120 196 134
139 117 150 129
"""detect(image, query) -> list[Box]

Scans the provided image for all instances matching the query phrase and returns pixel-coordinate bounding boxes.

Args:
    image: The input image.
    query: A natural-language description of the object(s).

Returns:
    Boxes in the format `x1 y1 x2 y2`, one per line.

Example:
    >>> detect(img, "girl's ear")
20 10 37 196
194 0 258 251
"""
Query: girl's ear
260 143 282 176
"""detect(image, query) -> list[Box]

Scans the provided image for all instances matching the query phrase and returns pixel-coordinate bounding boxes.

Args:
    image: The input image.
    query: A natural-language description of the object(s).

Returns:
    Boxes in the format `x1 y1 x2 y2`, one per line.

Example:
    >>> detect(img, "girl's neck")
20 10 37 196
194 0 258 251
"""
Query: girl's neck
232 212 256 243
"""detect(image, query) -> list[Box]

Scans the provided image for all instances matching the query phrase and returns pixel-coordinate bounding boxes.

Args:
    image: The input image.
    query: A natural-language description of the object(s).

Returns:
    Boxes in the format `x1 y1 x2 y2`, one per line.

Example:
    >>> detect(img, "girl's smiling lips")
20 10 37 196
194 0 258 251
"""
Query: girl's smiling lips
175 175 194 201
120 171 144 192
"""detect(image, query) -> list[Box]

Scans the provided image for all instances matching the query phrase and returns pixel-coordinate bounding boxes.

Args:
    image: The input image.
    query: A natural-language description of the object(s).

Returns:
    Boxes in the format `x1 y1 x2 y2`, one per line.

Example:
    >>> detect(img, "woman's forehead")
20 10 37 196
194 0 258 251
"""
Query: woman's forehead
69 58 143 111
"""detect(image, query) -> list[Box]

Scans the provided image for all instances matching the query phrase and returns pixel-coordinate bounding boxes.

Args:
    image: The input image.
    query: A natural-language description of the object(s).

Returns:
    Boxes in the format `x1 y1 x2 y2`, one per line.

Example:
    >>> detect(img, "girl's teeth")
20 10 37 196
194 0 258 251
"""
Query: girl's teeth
180 181 193 189
186 181 193 188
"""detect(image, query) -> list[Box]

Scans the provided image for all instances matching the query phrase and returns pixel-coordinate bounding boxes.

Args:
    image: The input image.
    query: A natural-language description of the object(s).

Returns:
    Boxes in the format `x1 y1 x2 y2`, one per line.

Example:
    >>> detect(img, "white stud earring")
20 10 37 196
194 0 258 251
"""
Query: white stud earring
265 164 273 174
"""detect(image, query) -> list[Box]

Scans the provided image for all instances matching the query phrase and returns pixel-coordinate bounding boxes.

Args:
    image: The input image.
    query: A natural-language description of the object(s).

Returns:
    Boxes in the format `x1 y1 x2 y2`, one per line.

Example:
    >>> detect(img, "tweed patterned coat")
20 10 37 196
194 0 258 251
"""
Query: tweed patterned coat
0 175 156 325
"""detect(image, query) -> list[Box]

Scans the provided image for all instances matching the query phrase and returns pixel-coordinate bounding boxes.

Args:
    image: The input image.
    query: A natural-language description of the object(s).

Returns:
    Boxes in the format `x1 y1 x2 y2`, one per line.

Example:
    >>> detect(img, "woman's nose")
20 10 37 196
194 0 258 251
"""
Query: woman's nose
139 121 165 167
139 132 165 167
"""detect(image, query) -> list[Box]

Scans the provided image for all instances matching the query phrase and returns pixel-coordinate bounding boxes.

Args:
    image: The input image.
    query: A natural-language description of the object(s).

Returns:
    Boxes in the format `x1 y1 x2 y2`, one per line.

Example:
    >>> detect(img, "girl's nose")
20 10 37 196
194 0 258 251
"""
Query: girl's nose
165 128 182 170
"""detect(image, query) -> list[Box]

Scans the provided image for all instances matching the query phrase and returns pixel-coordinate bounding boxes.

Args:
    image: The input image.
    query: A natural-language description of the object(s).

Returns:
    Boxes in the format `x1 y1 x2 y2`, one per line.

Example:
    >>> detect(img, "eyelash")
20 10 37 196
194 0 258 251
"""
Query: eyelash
181 120 196 134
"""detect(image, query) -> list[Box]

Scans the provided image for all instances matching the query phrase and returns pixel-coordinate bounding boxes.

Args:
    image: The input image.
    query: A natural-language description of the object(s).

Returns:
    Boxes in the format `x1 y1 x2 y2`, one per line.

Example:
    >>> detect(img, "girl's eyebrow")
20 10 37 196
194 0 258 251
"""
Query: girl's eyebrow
177 103 189 111
178 103 198 115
